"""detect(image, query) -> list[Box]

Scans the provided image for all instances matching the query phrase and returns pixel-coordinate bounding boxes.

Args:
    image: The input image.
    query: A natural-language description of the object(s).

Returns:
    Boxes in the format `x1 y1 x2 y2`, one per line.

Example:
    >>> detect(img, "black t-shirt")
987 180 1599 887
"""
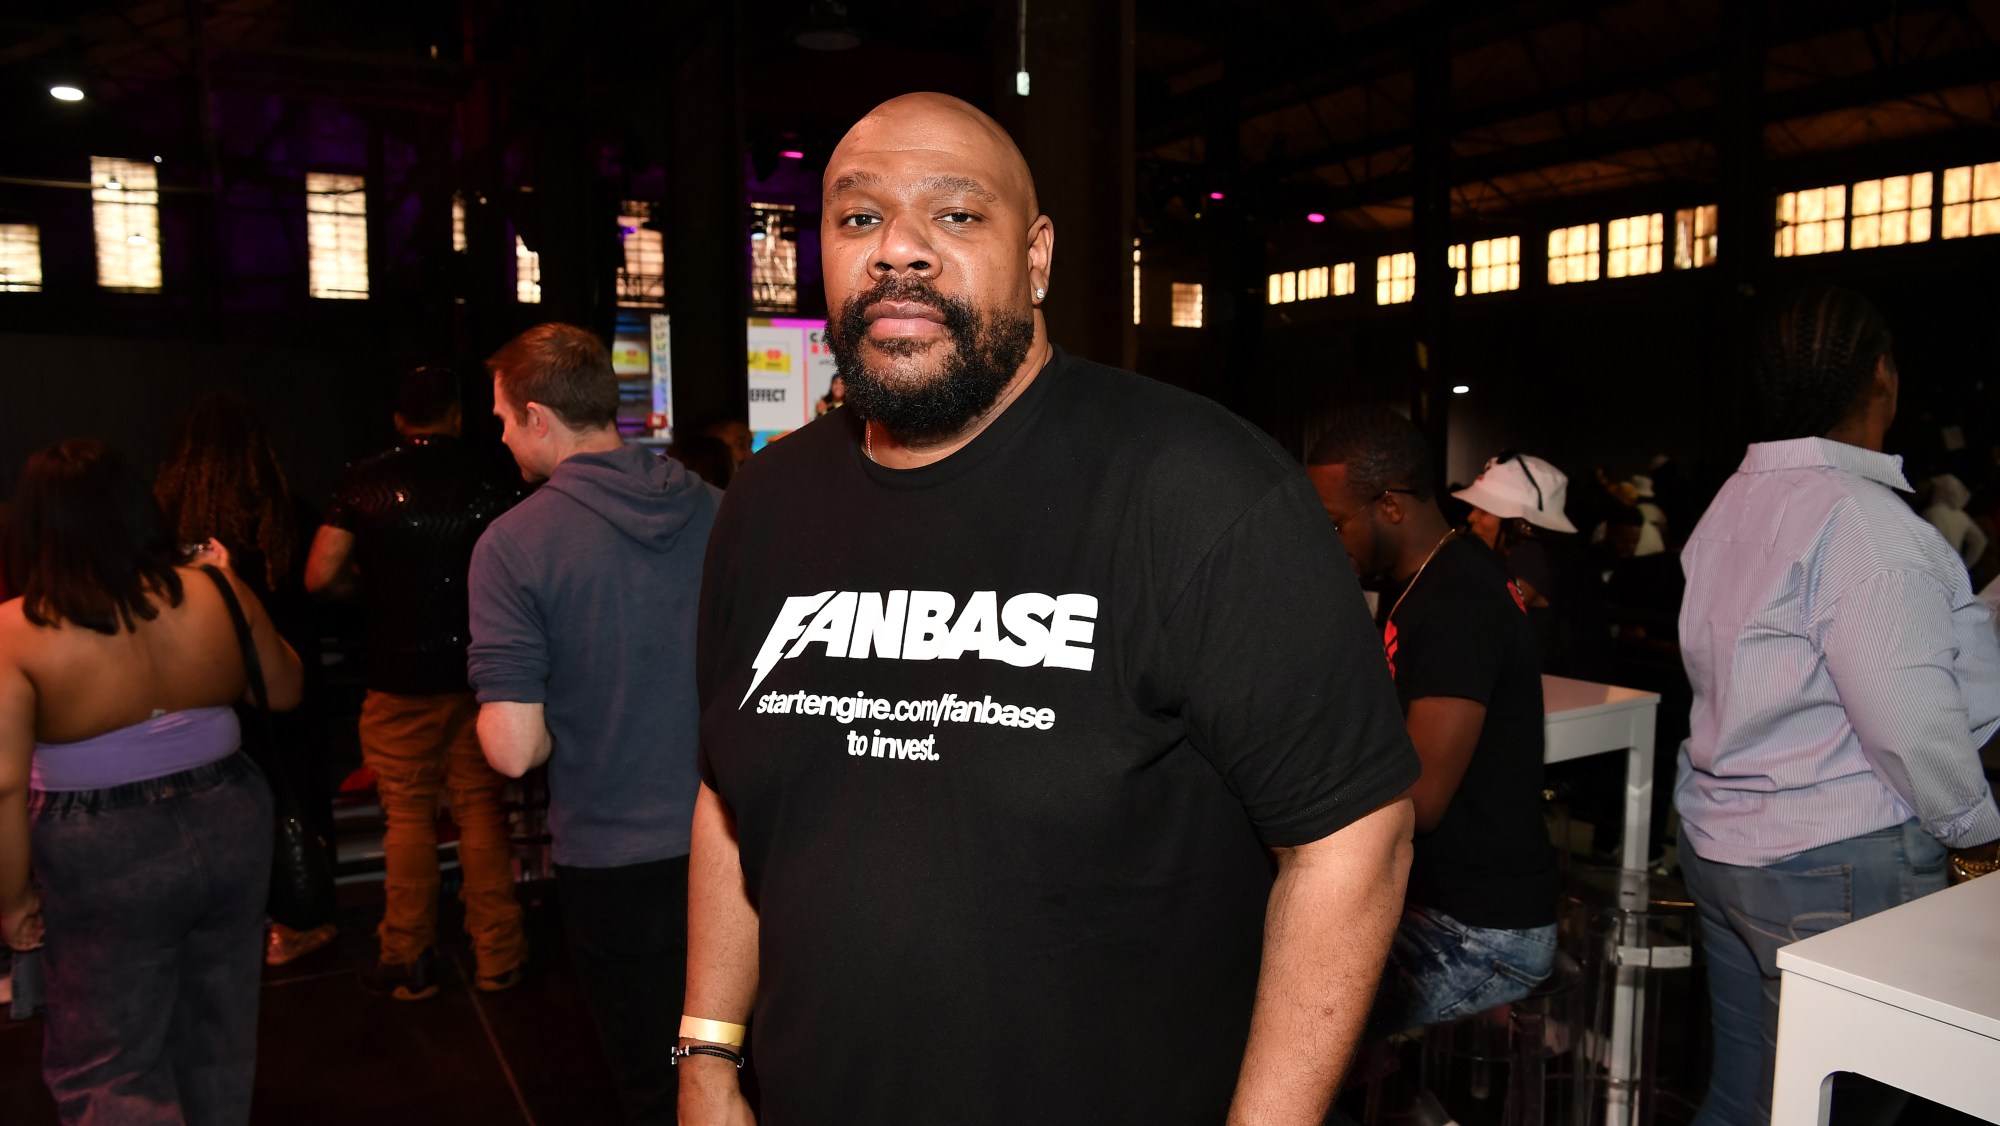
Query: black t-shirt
1381 534 1557 930
698 349 1419 1125
324 434 521 695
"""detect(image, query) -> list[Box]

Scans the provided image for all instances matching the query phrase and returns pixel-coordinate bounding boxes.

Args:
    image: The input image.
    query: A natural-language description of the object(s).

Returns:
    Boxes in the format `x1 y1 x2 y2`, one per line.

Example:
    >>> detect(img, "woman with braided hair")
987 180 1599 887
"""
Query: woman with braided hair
1676 286 2000 1126
155 394 339 967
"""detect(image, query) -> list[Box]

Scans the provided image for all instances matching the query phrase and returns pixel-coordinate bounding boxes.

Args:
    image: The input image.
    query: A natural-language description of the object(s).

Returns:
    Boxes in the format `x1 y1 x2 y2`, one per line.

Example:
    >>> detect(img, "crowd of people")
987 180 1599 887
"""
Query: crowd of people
2 90 1996 1126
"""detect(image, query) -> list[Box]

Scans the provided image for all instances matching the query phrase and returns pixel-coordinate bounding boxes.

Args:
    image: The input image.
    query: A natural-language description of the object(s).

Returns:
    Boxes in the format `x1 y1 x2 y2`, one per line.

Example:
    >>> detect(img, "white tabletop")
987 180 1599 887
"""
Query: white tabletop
1544 674 1660 718
1776 873 2000 1042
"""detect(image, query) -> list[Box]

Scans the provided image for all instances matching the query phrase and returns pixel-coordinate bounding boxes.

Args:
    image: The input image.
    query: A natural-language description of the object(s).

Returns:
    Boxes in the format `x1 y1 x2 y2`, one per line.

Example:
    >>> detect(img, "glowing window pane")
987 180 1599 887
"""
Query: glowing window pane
304 172 367 299
1463 236 1520 294
452 194 467 253
92 156 162 291
515 235 542 303
1674 205 1718 269
1775 185 1846 256
1849 173 1931 249
1267 272 1282 306
1282 271 1298 303
617 201 665 307
749 201 798 313
1547 224 1600 285
1448 244 1467 297
1376 252 1415 305
1607 214 1664 278
1170 282 1203 327
1133 239 1142 325
0 224 43 292
1332 262 1356 296
1942 163 2000 239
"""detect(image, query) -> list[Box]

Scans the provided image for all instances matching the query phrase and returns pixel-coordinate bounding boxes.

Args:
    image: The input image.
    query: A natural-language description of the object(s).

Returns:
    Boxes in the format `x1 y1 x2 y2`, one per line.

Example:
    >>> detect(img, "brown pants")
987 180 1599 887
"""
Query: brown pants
359 691 525 976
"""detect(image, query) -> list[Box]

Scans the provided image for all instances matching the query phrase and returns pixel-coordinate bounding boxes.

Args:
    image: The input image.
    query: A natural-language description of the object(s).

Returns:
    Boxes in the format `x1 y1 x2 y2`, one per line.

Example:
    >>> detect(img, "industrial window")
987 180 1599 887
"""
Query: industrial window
0 225 42 292
617 202 665 307
1332 261 1356 296
1775 185 1845 257
1941 163 2000 240
1376 252 1415 305
92 156 162 291
1170 282 1203 327
1850 174 1932 249
451 193 467 253
750 201 798 313
1674 205 1718 269
1449 236 1520 295
1606 214 1664 278
1267 266 1334 305
1546 224 1600 285
1132 239 1141 325
305 172 368 299
515 236 541 303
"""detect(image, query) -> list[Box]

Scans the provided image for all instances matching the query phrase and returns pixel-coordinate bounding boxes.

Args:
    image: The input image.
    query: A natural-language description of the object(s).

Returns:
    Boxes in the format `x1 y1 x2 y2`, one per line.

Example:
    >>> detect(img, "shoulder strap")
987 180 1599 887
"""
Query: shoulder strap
201 565 270 714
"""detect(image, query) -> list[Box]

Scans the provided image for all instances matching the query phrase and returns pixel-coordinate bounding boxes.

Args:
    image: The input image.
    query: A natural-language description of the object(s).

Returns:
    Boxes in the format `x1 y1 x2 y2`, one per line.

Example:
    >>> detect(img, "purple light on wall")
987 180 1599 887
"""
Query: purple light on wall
781 150 805 160
1307 212 1326 224
1208 191 1224 200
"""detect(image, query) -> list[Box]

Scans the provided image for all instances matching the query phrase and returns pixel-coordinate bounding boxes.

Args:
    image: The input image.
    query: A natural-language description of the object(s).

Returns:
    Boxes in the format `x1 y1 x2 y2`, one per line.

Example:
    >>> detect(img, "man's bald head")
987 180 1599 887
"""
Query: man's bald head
818 92 1055 444
827 93 1039 217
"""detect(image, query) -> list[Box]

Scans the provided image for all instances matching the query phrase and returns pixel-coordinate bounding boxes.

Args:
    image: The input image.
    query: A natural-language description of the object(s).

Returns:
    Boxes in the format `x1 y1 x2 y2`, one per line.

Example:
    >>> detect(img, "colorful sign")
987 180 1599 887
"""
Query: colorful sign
746 317 837 450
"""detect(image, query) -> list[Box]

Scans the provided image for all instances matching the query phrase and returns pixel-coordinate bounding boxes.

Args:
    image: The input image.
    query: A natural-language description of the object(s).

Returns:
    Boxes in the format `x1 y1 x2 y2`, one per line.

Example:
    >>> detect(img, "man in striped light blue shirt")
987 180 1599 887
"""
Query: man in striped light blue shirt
1677 286 2000 1126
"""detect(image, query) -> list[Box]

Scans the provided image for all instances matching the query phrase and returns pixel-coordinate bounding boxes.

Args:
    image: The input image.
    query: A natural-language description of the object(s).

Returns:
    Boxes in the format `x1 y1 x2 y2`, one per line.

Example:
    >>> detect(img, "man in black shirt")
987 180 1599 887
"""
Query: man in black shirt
305 366 526 1000
681 93 1421 1126
1306 408 1559 1036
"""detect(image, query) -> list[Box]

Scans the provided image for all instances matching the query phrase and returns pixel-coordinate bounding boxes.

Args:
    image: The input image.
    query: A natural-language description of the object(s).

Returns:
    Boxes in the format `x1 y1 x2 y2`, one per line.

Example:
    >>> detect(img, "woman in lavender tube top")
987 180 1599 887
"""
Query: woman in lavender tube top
0 438 303 1126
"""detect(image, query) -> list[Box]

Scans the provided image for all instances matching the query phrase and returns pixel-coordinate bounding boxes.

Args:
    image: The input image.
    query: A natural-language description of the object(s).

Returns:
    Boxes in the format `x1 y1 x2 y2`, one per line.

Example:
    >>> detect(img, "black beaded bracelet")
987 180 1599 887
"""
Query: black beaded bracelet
671 1044 745 1069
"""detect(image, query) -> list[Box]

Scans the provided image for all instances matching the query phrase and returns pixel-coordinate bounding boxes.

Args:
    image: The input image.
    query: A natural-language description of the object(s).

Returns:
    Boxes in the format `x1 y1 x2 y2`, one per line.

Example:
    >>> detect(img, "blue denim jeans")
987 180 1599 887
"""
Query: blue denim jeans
29 753 273 1126
1678 820 1947 1126
1366 904 1558 1039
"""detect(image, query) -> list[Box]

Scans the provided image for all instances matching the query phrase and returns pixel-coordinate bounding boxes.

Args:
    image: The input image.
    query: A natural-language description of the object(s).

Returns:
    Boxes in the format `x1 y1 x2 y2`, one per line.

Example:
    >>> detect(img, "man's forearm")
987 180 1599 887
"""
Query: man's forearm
681 783 763 1120
475 701 553 778
1228 799 1415 1126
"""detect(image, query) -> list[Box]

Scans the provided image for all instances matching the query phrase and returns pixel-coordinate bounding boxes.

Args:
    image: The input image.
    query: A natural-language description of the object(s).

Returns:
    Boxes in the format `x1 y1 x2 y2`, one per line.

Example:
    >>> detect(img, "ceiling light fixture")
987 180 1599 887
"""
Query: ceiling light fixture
1452 385 1470 395
49 85 84 102
1306 213 1326 224
1208 192 1224 201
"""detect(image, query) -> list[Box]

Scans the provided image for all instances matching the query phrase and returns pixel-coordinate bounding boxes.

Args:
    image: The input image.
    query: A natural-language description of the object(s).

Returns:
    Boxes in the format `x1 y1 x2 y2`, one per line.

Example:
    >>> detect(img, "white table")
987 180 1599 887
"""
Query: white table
1542 674 1662 1126
1542 674 1658 872
1772 874 2000 1126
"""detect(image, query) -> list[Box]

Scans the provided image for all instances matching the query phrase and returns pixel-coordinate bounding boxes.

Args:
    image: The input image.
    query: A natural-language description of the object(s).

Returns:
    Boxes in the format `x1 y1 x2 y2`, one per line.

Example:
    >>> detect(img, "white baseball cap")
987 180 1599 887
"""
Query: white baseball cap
1453 453 1578 534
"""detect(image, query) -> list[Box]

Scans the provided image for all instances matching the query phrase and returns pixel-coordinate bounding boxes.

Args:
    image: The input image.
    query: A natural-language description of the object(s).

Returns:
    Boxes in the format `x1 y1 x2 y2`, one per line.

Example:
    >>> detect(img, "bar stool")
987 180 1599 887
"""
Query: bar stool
1563 866 1696 1126
1413 951 1585 1126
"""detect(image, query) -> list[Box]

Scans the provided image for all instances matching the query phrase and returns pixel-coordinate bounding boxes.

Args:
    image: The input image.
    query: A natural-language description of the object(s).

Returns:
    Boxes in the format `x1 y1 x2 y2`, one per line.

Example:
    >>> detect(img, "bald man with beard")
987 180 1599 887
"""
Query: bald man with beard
681 94 1420 1125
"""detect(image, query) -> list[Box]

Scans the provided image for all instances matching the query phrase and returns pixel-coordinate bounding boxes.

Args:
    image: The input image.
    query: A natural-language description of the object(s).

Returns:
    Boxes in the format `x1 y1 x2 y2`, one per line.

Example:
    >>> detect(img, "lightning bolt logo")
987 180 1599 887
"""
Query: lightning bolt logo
741 592 836 707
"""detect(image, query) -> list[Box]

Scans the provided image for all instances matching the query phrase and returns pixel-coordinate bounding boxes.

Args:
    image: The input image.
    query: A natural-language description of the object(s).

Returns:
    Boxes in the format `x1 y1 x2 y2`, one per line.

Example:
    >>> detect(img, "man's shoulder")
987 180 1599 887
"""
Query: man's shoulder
1052 353 1303 499
1410 539 1530 629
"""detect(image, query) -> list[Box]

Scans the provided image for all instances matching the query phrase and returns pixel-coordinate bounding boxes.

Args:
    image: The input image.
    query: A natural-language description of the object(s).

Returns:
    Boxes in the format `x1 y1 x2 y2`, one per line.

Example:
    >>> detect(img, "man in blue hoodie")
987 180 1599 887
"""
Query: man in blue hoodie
467 322 721 1125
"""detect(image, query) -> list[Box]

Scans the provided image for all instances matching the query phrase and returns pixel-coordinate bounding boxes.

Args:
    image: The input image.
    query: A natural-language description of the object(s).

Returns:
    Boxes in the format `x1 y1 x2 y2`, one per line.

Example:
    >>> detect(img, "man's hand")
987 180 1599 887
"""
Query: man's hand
677 1048 757 1125
2 887 43 952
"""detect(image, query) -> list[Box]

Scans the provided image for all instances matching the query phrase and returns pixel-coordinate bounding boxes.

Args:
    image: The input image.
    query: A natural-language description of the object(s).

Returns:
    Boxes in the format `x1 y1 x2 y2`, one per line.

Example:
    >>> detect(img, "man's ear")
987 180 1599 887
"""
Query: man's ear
1027 214 1054 305
1377 491 1409 526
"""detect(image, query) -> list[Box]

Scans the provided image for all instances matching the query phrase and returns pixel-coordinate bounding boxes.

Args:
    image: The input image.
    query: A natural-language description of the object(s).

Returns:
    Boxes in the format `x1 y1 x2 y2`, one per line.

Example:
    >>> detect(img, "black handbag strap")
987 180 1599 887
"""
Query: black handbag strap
201 565 273 723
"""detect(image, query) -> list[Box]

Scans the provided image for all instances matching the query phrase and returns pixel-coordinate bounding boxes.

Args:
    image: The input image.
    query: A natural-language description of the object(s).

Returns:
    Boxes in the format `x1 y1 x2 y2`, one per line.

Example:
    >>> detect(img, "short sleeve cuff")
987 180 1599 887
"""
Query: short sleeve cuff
1252 743 1422 848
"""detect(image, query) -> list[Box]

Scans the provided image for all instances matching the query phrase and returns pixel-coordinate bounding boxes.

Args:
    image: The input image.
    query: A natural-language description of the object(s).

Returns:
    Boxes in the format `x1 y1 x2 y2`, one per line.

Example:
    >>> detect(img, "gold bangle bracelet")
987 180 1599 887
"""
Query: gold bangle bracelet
679 1015 747 1046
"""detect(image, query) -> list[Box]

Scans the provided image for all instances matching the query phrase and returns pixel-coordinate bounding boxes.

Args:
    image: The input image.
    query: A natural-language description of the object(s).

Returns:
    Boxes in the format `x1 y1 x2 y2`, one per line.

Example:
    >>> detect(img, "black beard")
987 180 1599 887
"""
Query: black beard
826 276 1035 443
